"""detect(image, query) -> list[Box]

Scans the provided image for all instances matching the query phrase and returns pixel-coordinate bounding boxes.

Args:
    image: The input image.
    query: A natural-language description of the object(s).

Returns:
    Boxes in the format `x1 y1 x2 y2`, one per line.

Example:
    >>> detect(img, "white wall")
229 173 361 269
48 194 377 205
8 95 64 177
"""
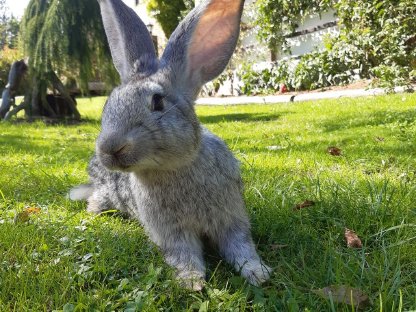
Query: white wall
241 6 338 62
284 10 338 57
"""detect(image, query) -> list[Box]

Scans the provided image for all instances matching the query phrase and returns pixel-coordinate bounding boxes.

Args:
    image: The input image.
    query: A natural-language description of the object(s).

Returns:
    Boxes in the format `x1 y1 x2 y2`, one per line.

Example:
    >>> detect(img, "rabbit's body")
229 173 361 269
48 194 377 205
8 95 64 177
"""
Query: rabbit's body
71 0 271 289
88 127 246 237
84 128 268 288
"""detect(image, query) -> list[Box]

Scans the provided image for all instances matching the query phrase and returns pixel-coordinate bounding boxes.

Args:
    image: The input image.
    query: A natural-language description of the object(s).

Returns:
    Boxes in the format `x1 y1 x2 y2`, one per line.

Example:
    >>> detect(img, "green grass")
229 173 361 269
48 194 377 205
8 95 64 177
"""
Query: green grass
0 94 415 311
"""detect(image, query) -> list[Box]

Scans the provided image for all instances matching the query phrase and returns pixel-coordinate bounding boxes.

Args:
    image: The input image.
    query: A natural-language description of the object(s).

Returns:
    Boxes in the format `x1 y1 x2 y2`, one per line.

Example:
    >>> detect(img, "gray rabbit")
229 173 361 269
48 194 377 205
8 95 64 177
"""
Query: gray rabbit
70 0 271 290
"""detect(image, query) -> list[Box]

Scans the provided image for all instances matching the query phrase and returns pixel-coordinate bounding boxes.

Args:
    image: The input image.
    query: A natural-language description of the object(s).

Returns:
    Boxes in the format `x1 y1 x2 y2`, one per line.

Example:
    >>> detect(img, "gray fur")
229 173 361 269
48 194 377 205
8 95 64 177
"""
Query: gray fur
72 0 271 289
161 0 245 97
98 0 158 82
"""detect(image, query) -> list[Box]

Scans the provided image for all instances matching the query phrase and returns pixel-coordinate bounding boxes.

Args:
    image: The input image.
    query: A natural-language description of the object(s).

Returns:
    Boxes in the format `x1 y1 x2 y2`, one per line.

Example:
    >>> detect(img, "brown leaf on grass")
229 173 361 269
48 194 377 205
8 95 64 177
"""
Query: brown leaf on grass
344 228 363 248
25 206 41 214
312 285 371 309
271 244 288 250
13 207 41 224
293 200 315 210
327 146 342 156
375 136 385 142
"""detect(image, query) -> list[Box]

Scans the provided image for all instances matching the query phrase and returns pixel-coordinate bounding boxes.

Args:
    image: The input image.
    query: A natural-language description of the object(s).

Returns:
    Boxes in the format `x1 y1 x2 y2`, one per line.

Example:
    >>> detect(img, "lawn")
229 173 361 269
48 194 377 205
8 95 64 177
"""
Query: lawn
0 93 415 311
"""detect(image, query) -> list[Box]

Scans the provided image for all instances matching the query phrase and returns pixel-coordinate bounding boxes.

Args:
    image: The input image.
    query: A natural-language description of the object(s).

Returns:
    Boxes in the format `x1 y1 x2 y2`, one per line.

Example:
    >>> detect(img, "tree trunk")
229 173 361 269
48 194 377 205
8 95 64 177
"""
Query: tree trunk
37 80 57 118
49 71 81 120
2 62 83 120
30 77 41 116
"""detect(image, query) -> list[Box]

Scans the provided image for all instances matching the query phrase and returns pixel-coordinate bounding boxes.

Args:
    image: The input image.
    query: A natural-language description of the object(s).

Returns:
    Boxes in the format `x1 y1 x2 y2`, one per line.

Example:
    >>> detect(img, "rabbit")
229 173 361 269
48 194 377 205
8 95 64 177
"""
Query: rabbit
70 0 271 290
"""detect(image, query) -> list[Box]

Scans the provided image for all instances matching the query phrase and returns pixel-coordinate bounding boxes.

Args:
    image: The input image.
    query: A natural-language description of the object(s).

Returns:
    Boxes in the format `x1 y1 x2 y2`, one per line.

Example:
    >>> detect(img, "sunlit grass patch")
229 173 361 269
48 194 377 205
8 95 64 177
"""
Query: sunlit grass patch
0 93 415 311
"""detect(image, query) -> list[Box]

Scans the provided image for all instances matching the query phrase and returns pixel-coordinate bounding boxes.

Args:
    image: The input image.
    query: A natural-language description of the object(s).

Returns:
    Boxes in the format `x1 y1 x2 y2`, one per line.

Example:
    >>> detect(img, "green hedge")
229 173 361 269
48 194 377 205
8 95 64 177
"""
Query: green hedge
243 0 416 95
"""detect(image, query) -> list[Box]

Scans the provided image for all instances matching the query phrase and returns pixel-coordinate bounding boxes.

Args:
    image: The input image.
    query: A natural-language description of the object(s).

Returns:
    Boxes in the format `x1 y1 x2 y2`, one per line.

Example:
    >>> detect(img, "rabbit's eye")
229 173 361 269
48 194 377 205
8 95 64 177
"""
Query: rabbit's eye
151 94 164 112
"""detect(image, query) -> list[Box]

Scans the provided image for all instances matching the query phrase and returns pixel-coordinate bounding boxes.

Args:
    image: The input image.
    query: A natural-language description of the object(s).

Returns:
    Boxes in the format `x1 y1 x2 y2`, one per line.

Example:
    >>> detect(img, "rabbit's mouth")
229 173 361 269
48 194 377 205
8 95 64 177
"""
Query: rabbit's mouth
97 146 165 172
96 142 138 172
98 153 135 172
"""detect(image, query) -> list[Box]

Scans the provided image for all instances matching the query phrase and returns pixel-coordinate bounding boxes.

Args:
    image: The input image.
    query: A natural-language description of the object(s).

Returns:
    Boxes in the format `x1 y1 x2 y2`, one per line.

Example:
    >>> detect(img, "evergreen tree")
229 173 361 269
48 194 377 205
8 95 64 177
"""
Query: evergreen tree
8 0 118 119
0 0 6 49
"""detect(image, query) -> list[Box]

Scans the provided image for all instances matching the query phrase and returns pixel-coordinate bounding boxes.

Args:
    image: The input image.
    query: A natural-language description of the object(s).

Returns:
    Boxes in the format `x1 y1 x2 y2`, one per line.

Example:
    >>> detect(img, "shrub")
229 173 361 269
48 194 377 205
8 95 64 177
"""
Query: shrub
237 61 291 95
252 0 416 93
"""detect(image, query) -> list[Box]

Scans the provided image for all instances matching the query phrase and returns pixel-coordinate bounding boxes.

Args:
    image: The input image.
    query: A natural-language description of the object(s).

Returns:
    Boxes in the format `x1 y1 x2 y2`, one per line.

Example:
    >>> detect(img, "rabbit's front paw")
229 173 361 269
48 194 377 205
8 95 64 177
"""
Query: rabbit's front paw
241 261 272 286
177 270 205 291
86 198 105 214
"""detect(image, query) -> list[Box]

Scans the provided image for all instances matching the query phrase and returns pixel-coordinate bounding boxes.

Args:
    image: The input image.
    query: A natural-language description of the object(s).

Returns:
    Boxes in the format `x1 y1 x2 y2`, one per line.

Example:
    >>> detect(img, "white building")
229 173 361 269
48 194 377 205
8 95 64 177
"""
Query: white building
283 10 338 58
240 1 338 62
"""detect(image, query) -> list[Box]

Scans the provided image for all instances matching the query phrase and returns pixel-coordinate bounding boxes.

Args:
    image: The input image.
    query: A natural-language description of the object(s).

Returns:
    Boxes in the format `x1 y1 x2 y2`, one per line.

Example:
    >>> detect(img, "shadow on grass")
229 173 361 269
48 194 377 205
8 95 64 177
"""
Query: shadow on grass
242 145 416 168
199 112 283 124
8 117 100 126
322 109 416 133
0 133 92 160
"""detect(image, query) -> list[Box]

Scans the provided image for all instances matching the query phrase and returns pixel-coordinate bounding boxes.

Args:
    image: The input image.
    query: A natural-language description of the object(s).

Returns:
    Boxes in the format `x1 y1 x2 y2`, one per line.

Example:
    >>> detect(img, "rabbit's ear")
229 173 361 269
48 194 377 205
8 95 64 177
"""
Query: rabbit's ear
98 0 157 82
161 0 244 96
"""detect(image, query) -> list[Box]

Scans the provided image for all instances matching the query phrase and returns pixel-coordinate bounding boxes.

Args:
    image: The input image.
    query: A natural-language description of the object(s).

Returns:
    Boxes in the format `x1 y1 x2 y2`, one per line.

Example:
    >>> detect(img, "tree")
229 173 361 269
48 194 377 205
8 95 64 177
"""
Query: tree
4 0 118 120
0 0 7 49
3 16 20 49
0 0 6 29
146 0 194 37
0 0 23 107
0 0 20 49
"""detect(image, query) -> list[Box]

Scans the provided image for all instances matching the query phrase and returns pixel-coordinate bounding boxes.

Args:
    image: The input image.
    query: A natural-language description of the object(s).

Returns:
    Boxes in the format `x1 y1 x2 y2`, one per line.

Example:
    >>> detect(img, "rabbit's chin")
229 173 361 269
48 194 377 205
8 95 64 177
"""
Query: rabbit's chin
100 161 134 173
99 154 179 173
97 152 137 172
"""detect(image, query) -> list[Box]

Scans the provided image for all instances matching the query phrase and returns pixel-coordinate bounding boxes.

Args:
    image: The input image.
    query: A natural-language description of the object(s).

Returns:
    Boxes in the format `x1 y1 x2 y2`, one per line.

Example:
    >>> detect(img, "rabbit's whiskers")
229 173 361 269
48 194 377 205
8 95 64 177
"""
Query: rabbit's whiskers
157 103 178 120
150 157 162 166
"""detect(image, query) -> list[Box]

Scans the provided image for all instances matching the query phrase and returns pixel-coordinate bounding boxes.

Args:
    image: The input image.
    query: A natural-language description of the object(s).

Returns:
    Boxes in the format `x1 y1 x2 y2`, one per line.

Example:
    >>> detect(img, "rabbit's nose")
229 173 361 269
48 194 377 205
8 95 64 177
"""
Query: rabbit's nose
97 141 133 171
98 142 129 158
96 133 130 157
111 144 129 158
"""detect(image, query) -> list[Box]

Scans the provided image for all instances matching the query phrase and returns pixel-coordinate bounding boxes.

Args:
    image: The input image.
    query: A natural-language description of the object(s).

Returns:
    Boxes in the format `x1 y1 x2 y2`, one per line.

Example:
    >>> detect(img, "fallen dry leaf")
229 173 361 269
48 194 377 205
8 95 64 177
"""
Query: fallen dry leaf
327 146 342 156
344 228 363 248
375 136 385 142
312 285 371 309
13 207 42 224
271 244 289 250
25 206 41 214
293 200 315 210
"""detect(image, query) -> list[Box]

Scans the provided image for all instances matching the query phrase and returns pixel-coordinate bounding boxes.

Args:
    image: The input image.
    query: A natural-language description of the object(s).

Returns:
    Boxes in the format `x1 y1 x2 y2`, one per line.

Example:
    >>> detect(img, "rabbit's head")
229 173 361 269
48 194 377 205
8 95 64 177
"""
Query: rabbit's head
96 0 244 172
